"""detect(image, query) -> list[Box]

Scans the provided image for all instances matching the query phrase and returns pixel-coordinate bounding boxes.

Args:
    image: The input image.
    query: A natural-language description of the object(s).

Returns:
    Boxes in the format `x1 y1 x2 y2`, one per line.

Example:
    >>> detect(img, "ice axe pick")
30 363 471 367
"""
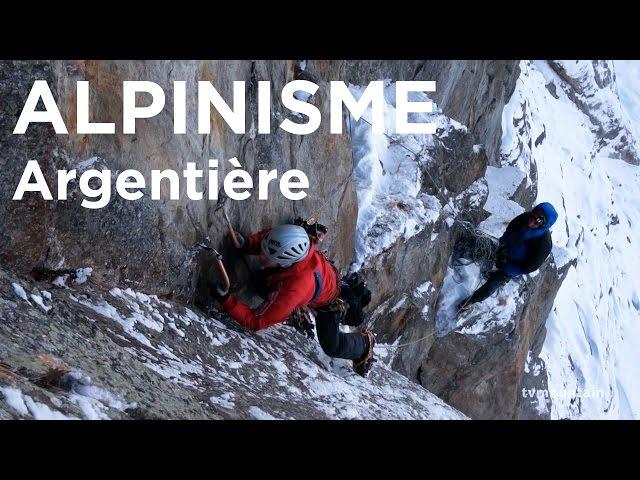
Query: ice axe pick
195 241 231 293
214 190 242 249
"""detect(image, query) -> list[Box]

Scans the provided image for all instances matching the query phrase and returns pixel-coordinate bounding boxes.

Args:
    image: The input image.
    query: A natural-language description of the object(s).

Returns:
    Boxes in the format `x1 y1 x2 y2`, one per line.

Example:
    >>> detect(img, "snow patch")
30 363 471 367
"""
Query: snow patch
502 60 640 419
53 275 69 288
1 387 29 416
31 294 52 312
12 283 30 304
249 406 277 420
74 267 92 285
1 387 76 420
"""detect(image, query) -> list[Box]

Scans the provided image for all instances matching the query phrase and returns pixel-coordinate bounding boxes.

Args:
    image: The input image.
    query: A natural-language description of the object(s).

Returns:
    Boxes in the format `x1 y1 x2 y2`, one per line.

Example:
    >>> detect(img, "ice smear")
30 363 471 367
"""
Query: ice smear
435 262 481 336
31 294 52 312
349 82 451 269
210 393 235 409
74 267 93 285
479 165 525 238
1 387 29 416
53 275 69 287
76 156 99 172
65 370 136 420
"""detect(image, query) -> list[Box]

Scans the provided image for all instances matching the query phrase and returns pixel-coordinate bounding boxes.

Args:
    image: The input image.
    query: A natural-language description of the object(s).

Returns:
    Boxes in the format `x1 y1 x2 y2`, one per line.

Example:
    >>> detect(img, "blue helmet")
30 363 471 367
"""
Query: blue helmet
534 202 558 230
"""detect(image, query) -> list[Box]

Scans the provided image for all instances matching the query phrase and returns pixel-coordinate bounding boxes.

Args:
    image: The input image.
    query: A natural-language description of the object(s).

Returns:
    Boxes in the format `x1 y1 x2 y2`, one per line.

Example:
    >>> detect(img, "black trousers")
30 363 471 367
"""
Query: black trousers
466 270 511 305
315 310 368 361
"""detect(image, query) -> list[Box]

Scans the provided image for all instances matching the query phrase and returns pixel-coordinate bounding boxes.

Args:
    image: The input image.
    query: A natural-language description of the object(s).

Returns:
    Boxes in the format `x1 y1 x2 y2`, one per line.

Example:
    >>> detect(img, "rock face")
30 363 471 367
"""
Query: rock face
358 123 490 382
0 266 465 420
547 60 639 165
419 257 574 419
0 60 356 303
345 60 570 419
347 60 521 163
500 61 640 419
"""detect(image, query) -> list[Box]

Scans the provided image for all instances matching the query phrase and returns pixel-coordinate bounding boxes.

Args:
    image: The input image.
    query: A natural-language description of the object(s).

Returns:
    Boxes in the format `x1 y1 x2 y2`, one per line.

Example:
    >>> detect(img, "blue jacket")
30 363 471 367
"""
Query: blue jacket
499 202 558 277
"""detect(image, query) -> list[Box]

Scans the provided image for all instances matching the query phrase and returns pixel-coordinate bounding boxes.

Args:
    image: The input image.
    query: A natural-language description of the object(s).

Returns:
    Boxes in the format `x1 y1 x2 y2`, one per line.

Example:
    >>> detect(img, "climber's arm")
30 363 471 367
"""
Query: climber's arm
222 282 314 331
244 228 272 255
499 213 529 244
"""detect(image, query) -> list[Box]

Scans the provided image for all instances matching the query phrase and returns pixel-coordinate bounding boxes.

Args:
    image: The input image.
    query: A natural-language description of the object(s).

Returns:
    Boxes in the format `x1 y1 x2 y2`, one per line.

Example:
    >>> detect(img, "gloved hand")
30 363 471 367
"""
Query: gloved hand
340 272 372 327
228 231 247 252
294 217 328 243
210 280 230 303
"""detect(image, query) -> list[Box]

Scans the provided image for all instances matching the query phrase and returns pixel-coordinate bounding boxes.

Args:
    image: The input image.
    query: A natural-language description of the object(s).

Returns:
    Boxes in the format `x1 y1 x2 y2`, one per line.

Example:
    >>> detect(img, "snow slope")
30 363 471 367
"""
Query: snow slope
500 60 640 419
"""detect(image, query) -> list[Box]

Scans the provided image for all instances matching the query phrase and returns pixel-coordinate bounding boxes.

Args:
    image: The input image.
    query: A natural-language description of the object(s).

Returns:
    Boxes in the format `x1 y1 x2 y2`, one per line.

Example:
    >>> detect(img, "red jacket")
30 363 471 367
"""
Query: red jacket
222 228 340 331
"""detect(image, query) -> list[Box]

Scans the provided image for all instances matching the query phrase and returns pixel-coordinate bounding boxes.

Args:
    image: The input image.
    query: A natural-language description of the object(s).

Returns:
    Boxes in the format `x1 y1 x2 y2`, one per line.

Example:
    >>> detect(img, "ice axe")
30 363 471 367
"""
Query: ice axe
214 189 252 275
305 211 321 226
195 241 231 293
214 191 242 249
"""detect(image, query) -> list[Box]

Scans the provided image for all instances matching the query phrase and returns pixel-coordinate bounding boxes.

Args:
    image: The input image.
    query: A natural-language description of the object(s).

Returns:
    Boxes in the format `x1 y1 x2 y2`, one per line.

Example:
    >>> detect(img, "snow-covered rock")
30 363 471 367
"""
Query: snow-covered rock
501 60 640 419
0 267 465 420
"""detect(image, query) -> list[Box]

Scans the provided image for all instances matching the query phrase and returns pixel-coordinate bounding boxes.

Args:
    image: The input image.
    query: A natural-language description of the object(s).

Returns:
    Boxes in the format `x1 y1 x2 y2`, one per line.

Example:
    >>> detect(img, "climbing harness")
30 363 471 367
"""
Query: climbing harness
315 297 349 316
286 306 316 339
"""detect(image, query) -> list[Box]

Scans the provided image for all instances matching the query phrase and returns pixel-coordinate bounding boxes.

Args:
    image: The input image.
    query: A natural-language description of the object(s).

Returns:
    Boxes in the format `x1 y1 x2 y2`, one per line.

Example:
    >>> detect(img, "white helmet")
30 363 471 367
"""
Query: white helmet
261 224 311 268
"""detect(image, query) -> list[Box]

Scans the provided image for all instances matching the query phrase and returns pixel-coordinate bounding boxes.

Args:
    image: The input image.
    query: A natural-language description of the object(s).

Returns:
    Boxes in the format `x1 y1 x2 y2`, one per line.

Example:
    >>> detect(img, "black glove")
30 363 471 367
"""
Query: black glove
340 272 372 327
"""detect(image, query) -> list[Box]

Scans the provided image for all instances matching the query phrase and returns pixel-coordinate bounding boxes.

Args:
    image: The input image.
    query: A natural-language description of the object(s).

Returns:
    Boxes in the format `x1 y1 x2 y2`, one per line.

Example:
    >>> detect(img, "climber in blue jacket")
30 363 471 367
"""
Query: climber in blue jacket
457 202 558 311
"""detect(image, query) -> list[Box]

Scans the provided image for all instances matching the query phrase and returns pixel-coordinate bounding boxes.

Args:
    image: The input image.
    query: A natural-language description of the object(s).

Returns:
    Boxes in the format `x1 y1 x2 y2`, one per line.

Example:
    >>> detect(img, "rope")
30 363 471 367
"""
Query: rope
304 113 358 224
306 113 444 228
355 115 489 240
451 221 499 275
377 331 435 350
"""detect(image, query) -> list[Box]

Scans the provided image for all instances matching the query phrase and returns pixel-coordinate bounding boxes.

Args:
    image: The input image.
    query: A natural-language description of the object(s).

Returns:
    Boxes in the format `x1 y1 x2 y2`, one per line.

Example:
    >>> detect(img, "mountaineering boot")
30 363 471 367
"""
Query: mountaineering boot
339 272 372 327
353 328 376 377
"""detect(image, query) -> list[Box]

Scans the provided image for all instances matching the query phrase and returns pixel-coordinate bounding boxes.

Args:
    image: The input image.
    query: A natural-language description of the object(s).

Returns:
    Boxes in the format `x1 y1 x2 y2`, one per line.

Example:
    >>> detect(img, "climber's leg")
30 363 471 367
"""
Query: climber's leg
463 270 511 306
315 310 368 361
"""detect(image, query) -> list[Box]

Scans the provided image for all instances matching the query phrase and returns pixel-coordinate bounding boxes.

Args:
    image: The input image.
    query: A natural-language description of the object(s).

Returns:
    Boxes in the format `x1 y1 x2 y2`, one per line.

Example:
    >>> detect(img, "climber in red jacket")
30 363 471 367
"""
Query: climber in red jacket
210 223 376 376
219 224 340 330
